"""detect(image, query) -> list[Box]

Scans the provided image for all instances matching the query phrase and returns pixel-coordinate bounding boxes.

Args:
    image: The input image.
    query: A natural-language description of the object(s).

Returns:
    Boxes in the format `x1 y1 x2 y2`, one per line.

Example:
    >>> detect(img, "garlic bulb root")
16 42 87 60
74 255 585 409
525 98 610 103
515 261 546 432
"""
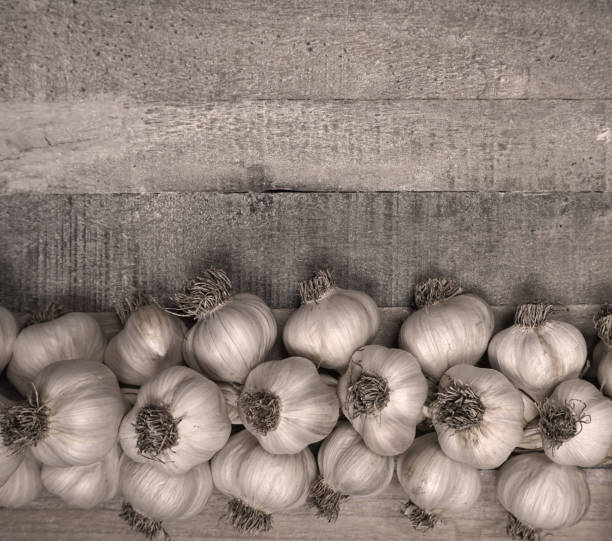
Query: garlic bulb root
0 387 49 453
238 390 280 435
115 293 157 325
223 498 272 534
345 367 390 418
537 398 591 451
299 269 335 303
134 404 182 461
414 278 462 308
24 303 65 326
506 513 539 541
431 378 485 430
401 502 439 531
514 303 553 328
168 268 231 318
119 501 170 541
594 304 612 346
307 476 348 523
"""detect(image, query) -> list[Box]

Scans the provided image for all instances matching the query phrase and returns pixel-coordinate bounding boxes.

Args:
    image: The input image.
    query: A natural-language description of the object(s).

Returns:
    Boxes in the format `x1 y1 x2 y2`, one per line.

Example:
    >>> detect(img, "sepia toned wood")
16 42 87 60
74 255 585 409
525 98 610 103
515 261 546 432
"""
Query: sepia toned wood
1 0 611 101
0 192 609 311
0 469 610 541
1 99 610 193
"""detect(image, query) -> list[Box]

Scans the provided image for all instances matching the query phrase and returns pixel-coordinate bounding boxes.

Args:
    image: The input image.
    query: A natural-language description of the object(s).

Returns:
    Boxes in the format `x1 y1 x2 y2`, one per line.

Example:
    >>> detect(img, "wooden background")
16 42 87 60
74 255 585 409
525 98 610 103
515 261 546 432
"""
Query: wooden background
0 1 611 539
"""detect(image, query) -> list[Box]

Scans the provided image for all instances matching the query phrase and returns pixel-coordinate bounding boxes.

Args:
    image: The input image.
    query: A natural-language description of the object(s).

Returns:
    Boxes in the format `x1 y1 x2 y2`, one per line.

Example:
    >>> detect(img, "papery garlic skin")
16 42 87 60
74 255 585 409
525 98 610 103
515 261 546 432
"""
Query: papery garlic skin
488 306 587 402
597 351 612 397
318 421 394 498
432 364 524 469
104 305 186 386
25 360 124 467
520 391 539 426
218 383 242 424
541 379 612 467
337 345 427 456
0 453 42 508
42 444 121 508
238 357 339 454
497 453 589 532
399 289 494 381
8 313 106 396
211 430 316 532
120 454 213 521
397 433 481 521
120 366 231 474
0 306 18 373
0 395 23 487
283 271 380 372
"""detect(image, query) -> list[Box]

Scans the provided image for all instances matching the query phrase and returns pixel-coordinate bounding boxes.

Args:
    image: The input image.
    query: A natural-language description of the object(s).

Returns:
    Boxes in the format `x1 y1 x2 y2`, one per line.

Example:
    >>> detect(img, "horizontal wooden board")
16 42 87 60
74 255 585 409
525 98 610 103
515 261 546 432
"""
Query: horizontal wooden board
1 0 611 101
0 192 610 311
1 99 610 193
0 470 610 541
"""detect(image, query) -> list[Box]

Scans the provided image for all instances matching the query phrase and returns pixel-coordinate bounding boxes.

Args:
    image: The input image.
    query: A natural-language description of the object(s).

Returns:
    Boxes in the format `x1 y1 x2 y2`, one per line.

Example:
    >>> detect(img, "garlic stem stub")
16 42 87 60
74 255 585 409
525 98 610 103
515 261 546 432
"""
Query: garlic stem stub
238 356 339 454
308 421 394 522
0 359 125 467
337 345 428 456
0 452 42 508
538 379 612 467
396 433 481 531
488 303 587 401
212 430 317 534
119 366 231 474
7 308 107 396
171 269 277 384
282 270 380 372
0 306 18 373
430 364 524 469
398 278 495 381
496 453 590 540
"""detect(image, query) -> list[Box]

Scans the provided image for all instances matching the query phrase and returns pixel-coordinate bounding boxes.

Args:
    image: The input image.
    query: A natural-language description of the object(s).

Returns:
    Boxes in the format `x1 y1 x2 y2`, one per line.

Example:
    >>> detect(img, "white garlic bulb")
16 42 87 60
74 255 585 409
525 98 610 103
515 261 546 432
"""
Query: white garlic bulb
593 305 612 397
396 432 481 531
539 379 612 467
308 421 394 522
488 303 587 401
430 364 524 469
41 444 121 508
104 297 186 386
0 394 23 488
337 345 428 456
0 360 125 467
120 454 213 540
283 270 380 371
238 356 339 454
8 307 106 396
398 278 494 380
0 453 42 508
120 366 231 474
0 306 18 373
520 390 539 426
211 430 316 534
497 453 590 539
218 383 242 424
171 269 277 384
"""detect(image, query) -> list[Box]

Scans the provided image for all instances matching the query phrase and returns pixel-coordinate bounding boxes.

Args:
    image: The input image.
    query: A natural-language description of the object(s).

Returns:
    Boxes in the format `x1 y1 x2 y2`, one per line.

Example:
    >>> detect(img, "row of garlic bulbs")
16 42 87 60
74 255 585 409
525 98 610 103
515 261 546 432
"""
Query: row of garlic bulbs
0 271 611 541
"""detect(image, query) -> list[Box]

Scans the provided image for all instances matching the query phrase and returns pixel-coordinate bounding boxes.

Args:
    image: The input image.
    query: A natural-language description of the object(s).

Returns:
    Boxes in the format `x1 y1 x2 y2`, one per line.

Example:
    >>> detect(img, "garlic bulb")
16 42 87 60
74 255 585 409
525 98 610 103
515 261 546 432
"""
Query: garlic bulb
0 395 23 487
120 366 231 474
538 378 612 467
170 269 277 384
308 421 394 522
0 359 125 467
238 356 339 454
283 270 380 371
488 303 587 401
104 296 186 386
0 453 42 508
497 453 589 539
430 364 523 469
211 430 316 533
0 306 18 372
398 278 494 380
520 390 539 426
396 432 481 531
8 306 106 396
41 444 121 508
593 305 612 397
218 382 242 424
337 345 427 455
120 454 213 540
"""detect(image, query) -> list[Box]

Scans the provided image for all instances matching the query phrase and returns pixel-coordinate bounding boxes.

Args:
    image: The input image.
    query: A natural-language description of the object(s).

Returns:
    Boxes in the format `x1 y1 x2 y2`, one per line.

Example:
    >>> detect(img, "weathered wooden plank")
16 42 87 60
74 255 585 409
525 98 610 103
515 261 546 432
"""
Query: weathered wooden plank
0 469 610 541
1 99 609 193
0 192 610 311
2 0 611 101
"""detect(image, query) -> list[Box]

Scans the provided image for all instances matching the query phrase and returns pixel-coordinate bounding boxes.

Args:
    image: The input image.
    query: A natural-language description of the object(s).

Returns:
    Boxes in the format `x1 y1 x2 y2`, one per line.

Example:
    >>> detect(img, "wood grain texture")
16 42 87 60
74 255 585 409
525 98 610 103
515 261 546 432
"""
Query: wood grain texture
0 470 610 541
1 99 610 193
0 192 609 311
2 0 611 101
